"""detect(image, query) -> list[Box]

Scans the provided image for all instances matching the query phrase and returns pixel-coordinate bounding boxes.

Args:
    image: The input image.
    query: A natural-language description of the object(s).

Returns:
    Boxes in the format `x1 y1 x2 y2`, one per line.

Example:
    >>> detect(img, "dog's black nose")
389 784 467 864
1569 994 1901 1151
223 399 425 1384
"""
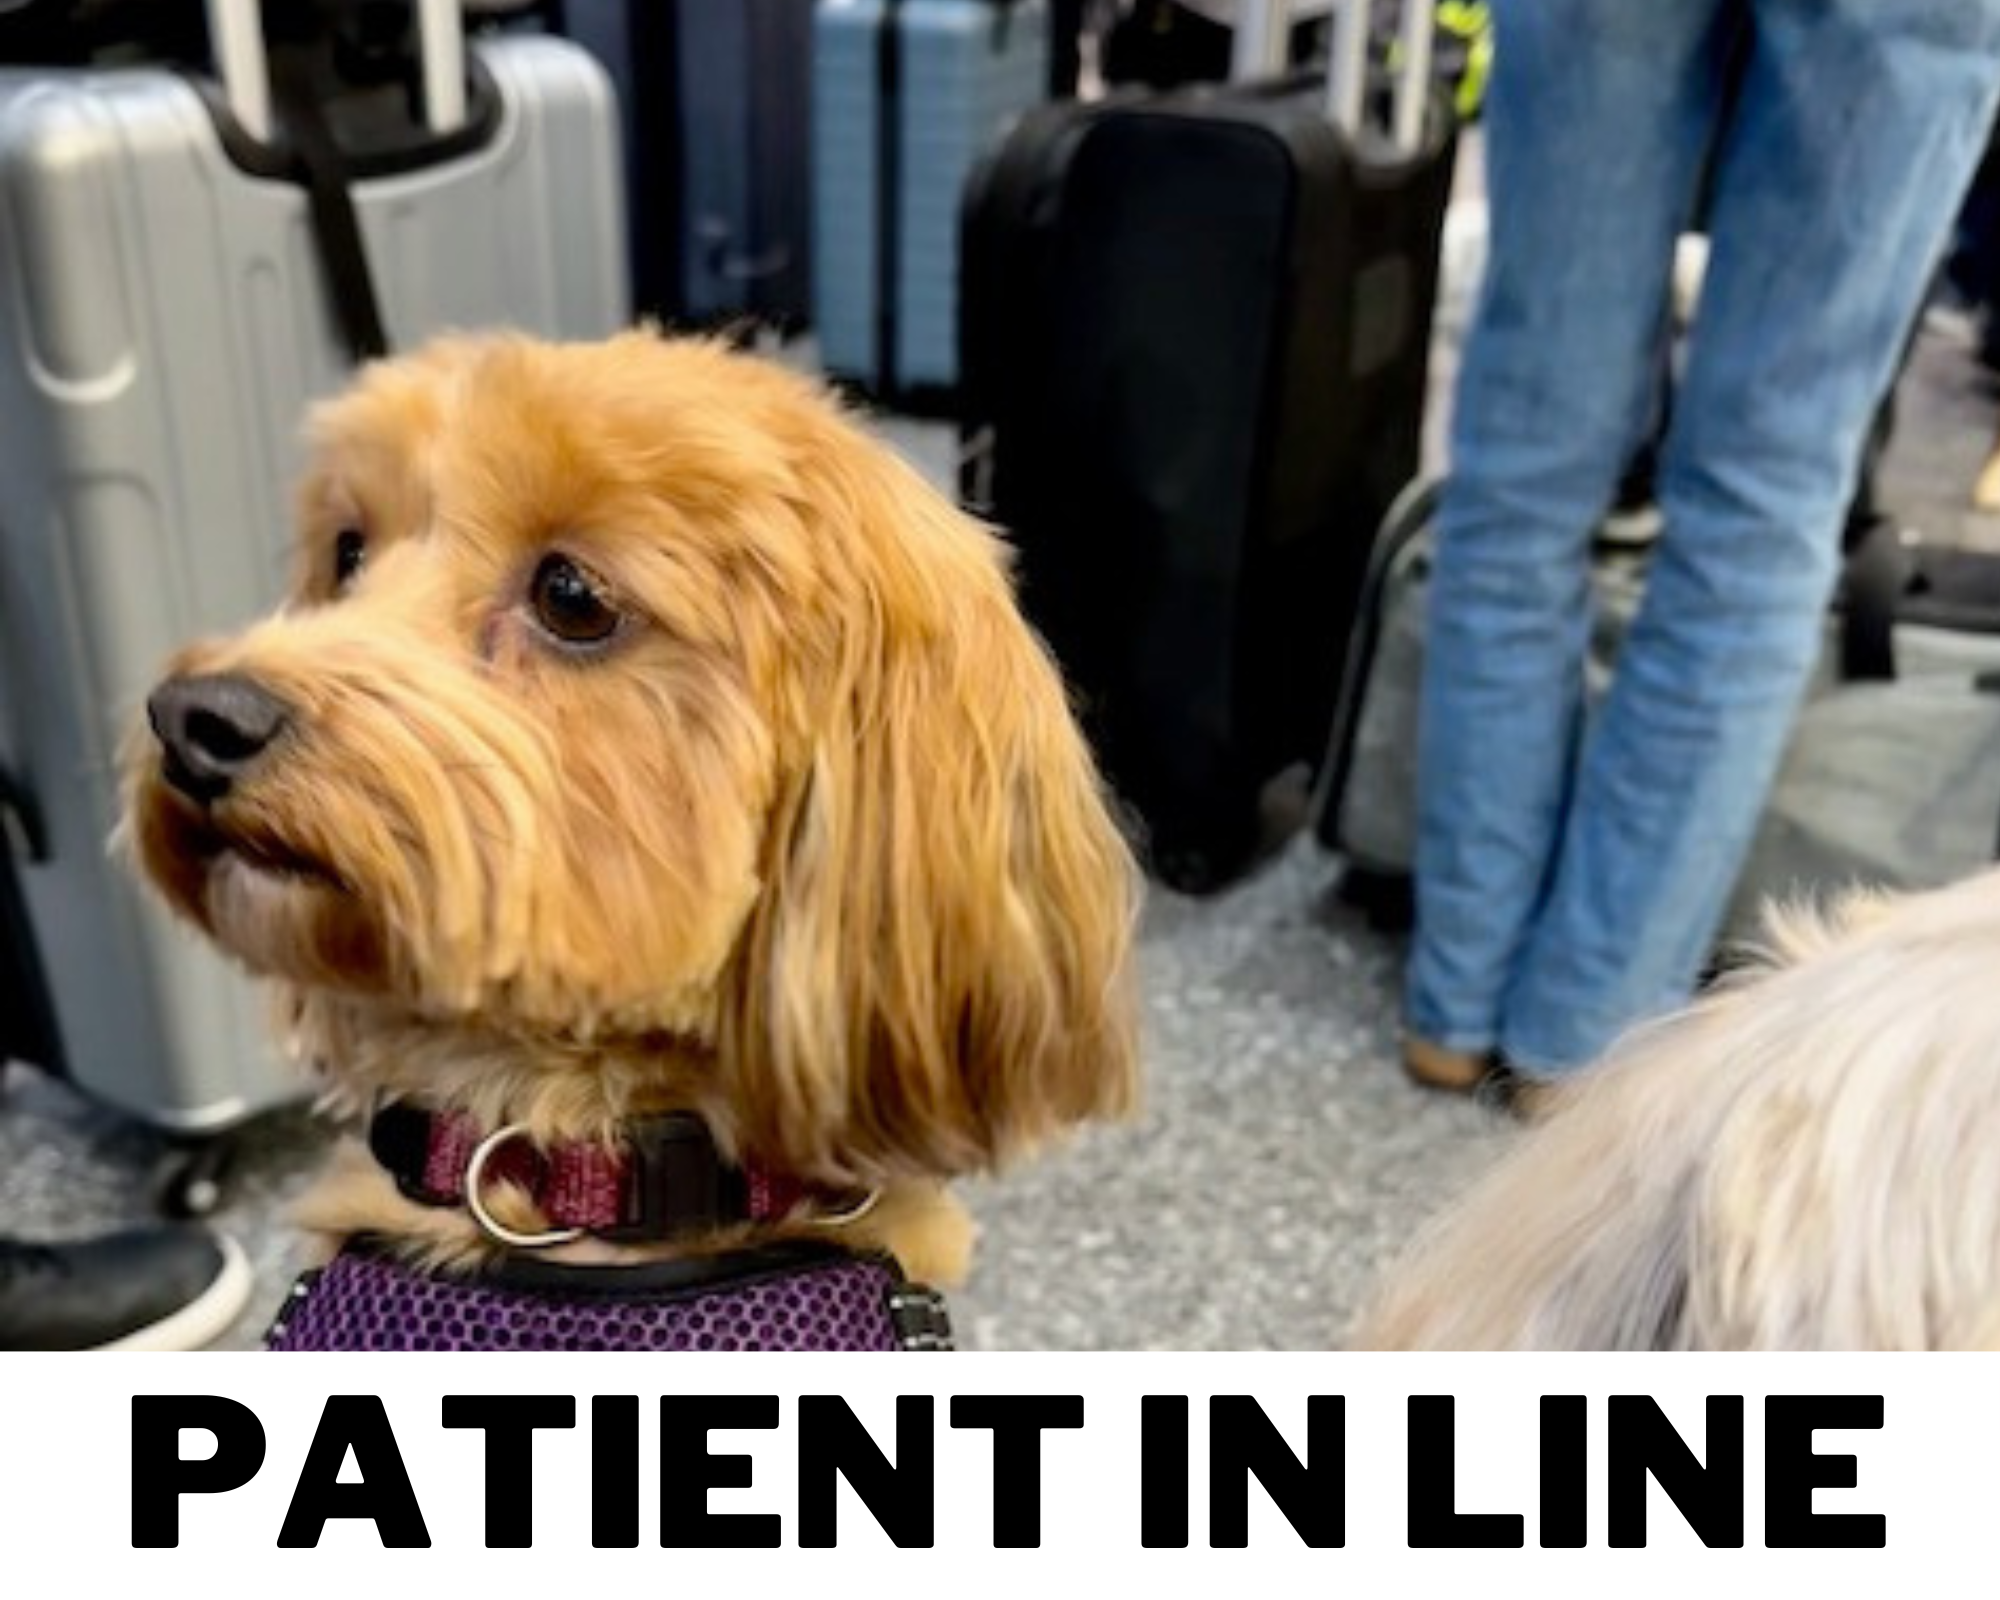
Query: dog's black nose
147 673 293 805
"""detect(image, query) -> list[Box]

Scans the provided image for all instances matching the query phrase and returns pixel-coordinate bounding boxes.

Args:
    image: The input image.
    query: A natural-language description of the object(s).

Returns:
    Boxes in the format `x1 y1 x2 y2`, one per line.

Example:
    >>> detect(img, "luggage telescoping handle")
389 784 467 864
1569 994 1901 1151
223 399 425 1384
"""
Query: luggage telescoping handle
415 0 469 135
1231 0 1435 154
205 0 272 140
203 0 468 144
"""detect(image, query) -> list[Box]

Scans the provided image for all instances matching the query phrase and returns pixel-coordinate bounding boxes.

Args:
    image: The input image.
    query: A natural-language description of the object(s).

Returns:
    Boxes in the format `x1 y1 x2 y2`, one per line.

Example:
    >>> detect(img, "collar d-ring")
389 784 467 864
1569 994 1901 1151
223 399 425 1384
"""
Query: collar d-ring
464 1122 587 1250
815 1187 882 1227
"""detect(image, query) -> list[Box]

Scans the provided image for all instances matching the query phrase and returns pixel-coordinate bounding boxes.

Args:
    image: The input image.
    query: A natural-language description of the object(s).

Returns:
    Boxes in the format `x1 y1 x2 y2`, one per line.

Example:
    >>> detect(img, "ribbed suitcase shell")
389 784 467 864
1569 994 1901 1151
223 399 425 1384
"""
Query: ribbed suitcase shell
813 0 1044 396
0 33 628 1132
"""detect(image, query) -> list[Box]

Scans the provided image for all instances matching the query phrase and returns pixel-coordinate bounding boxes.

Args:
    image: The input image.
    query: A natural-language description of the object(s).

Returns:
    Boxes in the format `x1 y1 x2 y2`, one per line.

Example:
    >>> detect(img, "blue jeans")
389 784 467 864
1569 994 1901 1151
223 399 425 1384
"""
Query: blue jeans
1408 0 2000 1074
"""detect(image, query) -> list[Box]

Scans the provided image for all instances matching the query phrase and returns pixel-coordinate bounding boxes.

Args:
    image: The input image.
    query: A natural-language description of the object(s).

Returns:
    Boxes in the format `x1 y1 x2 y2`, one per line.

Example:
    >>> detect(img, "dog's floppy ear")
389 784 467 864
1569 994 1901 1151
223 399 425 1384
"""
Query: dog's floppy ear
719 446 1141 1185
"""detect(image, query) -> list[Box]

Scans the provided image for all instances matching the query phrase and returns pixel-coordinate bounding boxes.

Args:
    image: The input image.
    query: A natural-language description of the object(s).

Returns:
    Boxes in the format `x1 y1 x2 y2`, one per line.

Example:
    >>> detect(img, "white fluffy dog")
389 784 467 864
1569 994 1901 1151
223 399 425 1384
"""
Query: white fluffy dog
1352 876 2000 1350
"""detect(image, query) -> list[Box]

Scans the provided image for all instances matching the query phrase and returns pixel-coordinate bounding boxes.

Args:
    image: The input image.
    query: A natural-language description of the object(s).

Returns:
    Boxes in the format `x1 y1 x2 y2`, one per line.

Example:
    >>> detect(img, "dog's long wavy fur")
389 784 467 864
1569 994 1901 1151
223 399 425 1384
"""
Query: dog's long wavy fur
126 330 1140 1286
1353 877 2000 1351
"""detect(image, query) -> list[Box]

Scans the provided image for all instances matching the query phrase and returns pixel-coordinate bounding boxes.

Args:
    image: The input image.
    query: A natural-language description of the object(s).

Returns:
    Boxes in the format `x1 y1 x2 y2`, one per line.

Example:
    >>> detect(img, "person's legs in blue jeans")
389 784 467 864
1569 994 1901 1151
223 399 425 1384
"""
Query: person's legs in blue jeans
1406 0 1734 1067
1487 0 2000 1074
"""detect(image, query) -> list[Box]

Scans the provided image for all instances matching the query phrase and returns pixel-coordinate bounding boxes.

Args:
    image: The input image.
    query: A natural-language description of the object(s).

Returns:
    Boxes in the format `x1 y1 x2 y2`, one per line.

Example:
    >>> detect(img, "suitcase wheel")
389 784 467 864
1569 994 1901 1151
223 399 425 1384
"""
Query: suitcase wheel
1335 865 1416 933
154 1138 239 1220
1149 842 1246 897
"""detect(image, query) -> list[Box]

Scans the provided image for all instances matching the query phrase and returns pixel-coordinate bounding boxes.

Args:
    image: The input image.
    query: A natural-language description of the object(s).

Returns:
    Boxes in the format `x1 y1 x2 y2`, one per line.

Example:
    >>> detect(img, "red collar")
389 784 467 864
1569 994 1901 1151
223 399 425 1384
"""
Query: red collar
365 1104 858 1247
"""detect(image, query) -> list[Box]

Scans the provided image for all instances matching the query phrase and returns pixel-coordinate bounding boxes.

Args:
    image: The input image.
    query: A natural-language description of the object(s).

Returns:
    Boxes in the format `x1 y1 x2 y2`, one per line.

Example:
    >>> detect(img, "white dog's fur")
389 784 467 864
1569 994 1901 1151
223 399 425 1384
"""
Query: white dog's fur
1353 873 2000 1350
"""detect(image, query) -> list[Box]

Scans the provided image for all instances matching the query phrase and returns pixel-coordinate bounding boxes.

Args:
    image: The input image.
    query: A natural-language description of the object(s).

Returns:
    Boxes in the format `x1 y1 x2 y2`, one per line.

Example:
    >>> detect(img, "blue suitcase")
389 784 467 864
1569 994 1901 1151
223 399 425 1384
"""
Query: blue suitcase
553 0 815 328
813 0 1046 402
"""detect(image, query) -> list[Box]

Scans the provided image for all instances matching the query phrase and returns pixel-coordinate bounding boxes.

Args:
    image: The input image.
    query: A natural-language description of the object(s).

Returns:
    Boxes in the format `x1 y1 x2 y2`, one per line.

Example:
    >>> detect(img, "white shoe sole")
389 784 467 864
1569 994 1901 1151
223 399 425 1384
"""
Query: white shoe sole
99 1234 256 1352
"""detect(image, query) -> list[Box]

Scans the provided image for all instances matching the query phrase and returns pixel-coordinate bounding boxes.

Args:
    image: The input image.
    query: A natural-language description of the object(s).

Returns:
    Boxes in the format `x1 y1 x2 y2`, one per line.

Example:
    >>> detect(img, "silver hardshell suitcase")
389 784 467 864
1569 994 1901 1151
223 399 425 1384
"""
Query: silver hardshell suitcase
0 0 628 1204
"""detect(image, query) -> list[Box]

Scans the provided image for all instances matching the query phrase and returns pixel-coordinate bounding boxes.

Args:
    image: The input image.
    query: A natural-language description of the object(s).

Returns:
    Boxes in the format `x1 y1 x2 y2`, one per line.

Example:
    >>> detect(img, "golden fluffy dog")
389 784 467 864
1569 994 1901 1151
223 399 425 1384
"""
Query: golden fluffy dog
1352 878 2000 1350
125 330 1139 1318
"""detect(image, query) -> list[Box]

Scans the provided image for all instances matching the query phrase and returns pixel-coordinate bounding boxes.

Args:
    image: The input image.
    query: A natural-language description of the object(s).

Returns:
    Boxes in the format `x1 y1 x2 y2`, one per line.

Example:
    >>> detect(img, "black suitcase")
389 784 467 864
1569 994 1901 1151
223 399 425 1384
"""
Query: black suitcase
959 0 1455 892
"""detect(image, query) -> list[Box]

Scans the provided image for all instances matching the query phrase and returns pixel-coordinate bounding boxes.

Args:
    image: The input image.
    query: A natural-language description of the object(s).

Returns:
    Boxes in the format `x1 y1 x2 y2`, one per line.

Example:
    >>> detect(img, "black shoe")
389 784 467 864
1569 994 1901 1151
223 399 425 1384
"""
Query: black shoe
0 1224 253 1350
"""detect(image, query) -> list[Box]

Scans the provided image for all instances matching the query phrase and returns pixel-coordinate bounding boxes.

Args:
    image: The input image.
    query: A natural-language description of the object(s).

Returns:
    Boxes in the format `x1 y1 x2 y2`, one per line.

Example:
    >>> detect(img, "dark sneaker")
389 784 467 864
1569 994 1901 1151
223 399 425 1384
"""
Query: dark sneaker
0 1224 254 1350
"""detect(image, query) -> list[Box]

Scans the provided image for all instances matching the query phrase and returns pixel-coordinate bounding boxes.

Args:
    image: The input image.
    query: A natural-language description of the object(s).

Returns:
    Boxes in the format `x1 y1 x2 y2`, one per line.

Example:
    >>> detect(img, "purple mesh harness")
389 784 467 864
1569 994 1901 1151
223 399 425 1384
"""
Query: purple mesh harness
266 1241 953 1352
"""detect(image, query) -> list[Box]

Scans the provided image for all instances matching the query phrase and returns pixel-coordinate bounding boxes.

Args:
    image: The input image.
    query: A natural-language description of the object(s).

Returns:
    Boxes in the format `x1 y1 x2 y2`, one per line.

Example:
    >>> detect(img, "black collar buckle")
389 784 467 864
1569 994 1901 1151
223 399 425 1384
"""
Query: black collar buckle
598 1113 750 1245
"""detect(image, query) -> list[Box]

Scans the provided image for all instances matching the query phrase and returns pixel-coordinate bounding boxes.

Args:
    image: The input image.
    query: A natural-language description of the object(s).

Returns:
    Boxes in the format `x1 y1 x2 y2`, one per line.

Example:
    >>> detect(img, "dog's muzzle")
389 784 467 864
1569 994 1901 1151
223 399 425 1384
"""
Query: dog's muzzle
147 672 293 805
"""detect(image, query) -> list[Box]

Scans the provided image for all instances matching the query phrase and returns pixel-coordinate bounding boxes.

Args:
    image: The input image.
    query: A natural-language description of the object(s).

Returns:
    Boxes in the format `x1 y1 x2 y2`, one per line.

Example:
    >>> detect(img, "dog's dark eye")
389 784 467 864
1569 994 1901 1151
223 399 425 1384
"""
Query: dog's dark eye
332 528 366 591
529 554 621 647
